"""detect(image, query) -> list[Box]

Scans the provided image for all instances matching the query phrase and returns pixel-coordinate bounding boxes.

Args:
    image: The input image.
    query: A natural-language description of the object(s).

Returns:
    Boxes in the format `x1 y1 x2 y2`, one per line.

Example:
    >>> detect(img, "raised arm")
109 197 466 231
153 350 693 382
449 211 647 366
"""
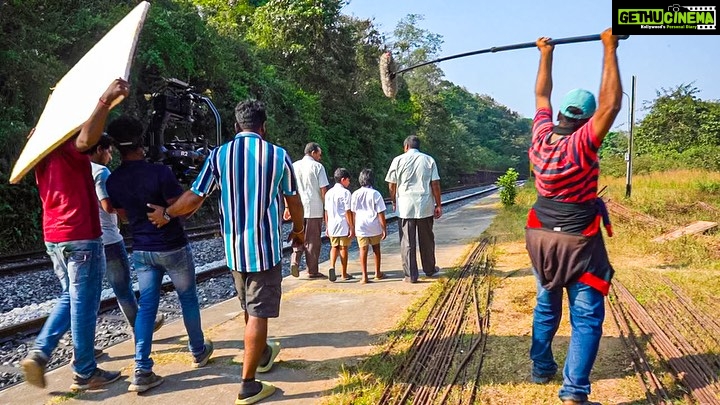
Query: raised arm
535 37 554 111
75 79 129 152
592 28 623 142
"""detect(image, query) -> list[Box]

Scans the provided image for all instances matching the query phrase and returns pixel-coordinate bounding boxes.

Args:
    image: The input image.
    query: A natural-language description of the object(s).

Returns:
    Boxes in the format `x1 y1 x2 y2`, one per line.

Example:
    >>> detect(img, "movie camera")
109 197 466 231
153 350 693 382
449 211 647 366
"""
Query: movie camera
144 78 222 183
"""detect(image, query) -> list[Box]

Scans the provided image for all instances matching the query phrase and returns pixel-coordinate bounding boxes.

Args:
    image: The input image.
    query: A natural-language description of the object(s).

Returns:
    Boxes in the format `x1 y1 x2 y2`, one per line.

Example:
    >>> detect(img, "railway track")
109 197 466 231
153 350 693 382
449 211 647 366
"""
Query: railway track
377 238 493 404
0 183 492 275
0 223 222 275
0 184 500 344
609 276 720 404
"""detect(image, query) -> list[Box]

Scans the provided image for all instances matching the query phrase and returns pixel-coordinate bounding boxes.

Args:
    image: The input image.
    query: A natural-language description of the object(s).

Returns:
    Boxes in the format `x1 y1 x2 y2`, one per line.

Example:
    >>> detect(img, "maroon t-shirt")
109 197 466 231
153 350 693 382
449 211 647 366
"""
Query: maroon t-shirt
35 138 101 242
529 107 602 203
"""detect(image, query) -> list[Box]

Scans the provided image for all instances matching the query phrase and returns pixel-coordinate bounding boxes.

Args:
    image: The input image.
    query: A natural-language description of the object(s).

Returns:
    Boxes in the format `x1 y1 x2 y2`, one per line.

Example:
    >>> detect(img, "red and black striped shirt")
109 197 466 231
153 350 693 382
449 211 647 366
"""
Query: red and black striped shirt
529 108 601 203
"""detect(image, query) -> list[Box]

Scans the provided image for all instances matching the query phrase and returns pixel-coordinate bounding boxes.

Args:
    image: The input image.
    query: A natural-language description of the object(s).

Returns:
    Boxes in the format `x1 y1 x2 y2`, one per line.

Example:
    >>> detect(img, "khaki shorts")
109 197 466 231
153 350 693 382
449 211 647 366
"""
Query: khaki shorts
357 235 382 247
329 236 352 247
231 263 282 318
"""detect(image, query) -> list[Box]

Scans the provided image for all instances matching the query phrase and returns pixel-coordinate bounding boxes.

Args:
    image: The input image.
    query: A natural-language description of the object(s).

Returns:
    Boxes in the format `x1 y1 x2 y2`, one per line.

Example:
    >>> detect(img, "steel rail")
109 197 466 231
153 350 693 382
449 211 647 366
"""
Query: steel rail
0 184 499 275
0 185 499 344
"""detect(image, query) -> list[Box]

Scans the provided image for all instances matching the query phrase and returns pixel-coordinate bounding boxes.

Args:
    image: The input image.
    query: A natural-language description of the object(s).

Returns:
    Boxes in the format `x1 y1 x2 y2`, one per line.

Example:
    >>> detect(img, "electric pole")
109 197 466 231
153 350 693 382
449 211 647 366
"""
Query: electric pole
625 75 636 198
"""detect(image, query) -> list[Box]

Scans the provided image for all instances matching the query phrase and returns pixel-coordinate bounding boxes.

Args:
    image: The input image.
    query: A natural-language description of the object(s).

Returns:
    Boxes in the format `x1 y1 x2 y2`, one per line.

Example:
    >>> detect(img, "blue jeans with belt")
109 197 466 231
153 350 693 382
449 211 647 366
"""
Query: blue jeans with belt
104 240 138 327
530 274 606 402
34 238 105 378
132 245 205 372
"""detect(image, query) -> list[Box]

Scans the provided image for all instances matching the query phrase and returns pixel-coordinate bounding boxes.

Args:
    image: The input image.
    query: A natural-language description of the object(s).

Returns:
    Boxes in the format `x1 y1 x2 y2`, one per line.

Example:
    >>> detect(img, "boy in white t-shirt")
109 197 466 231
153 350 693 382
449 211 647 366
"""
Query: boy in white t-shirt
351 169 387 284
324 168 355 281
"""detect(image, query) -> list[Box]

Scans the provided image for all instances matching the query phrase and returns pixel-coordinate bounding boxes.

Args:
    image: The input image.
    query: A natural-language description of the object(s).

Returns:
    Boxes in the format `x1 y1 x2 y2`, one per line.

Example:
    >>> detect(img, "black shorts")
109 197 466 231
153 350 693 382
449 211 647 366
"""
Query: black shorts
231 263 282 318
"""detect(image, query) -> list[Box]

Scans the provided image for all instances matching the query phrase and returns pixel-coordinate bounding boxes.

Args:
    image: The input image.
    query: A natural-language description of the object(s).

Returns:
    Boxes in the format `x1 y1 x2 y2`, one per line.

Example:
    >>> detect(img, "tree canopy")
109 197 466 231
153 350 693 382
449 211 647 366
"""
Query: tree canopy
0 1 540 253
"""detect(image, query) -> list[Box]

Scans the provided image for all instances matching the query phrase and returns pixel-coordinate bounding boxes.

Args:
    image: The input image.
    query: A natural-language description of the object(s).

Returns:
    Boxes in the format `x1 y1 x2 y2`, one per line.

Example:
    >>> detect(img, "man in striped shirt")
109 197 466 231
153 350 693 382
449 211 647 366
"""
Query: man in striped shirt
526 28 622 405
148 100 305 405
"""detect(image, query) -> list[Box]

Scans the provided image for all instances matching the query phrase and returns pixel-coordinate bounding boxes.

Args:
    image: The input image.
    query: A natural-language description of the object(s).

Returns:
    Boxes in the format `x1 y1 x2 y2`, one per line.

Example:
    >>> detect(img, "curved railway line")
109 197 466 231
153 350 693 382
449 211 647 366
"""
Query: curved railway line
0 184 500 346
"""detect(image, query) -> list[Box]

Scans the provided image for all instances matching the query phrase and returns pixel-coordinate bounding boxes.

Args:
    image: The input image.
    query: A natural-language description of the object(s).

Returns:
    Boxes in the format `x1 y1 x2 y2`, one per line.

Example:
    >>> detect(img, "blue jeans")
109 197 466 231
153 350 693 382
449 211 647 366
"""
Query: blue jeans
34 238 105 378
132 245 205 371
530 274 605 402
105 241 138 327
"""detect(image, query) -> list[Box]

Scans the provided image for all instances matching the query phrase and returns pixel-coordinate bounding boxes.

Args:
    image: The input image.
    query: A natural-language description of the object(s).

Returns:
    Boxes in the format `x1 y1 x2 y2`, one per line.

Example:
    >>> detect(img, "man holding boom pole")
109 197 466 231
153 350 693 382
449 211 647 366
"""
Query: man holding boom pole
525 28 622 405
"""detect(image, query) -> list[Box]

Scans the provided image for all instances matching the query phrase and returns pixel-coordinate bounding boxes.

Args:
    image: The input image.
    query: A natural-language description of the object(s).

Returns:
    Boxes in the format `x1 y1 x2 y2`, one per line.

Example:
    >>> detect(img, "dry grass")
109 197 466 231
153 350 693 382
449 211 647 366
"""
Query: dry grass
600 170 720 319
475 169 720 404
319 169 718 404
477 240 649 404
320 279 447 404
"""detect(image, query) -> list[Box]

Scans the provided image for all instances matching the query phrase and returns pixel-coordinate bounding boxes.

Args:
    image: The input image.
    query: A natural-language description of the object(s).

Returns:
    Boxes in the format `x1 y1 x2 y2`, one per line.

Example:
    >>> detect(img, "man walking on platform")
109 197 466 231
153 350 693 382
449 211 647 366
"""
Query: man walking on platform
106 116 212 393
385 135 442 283
87 134 164 336
289 142 329 279
21 79 128 391
148 99 305 404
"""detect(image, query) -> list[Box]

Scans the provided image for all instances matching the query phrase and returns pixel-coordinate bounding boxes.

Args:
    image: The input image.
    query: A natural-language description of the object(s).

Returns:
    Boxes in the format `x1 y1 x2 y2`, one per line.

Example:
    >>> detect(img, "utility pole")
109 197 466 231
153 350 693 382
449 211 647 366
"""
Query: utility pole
625 75 636 198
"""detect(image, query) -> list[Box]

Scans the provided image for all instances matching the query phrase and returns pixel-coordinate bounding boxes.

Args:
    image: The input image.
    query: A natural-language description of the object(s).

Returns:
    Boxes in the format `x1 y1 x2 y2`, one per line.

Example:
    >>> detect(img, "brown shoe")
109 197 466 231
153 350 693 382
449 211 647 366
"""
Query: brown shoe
21 351 48 388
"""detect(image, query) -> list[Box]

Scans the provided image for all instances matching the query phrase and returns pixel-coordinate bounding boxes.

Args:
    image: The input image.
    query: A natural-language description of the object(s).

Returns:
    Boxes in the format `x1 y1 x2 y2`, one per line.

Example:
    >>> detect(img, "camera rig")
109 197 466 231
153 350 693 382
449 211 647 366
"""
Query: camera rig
144 78 222 184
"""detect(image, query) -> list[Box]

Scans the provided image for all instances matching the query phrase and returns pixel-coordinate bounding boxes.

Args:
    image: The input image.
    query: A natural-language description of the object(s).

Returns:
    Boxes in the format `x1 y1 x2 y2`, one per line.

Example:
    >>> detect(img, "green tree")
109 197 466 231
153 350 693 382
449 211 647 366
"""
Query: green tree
599 131 628 159
634 84 720 154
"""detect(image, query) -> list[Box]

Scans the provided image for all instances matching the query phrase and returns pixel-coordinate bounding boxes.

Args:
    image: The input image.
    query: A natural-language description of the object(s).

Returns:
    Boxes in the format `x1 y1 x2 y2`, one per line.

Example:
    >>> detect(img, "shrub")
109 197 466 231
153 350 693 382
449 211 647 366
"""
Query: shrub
497 168 520 207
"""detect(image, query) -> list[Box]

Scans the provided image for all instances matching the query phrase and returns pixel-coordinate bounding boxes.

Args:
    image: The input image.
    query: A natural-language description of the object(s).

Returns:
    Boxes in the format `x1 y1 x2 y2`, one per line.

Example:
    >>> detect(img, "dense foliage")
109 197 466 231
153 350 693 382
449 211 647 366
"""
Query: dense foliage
600 84 720 178
0 0 535 254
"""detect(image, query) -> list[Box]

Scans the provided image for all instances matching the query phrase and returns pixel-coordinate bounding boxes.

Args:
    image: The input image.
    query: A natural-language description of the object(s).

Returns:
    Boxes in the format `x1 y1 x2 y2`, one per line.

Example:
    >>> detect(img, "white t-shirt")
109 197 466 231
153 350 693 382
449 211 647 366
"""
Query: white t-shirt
324 183 351 237
351 186 387 237
292 155 329 218
91 162 124 245
385 148 440 219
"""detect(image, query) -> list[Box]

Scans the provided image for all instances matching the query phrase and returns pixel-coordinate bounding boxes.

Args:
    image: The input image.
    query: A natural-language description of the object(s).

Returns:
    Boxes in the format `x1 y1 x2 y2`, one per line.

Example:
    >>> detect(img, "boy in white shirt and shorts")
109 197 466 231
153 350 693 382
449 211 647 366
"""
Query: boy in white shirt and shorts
324 168 355 281
351 169 387 283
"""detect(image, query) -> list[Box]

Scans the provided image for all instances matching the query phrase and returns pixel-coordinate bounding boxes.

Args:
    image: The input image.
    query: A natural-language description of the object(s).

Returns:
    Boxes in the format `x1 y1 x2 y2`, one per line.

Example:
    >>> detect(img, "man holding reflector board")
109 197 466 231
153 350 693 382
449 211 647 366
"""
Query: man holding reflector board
14 2 150 392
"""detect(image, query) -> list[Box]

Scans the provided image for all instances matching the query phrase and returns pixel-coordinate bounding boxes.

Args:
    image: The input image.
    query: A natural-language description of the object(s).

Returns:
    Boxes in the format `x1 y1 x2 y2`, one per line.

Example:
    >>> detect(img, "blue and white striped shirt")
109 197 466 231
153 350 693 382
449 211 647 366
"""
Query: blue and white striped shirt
191 132 298 272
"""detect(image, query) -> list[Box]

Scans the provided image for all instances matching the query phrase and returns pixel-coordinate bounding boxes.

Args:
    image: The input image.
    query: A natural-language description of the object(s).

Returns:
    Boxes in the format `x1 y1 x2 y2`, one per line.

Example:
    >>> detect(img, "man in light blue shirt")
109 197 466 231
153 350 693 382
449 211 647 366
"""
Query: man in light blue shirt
148 99 305 404
385 135 442 283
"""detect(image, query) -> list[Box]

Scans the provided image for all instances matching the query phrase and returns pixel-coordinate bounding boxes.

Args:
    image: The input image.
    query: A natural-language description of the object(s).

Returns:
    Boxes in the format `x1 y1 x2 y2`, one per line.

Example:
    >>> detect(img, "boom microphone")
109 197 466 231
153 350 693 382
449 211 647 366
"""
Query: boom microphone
379 33 630 99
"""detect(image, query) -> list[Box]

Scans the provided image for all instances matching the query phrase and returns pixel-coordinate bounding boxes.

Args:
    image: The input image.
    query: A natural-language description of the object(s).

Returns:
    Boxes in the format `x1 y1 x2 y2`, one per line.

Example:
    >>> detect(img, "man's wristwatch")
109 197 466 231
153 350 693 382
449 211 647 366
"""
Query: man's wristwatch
162 208 172 221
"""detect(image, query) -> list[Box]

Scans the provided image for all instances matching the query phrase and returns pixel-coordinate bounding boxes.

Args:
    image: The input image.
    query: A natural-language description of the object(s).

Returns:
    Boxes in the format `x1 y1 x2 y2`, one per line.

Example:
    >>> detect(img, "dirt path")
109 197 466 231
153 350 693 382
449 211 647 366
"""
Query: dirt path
476 241 649 405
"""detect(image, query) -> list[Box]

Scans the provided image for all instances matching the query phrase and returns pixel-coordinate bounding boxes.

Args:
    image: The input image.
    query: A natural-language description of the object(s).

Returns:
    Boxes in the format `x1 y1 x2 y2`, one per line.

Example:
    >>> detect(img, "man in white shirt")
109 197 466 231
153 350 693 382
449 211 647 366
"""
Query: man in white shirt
385 135 442 283
324 168 354 282
289 142 330 279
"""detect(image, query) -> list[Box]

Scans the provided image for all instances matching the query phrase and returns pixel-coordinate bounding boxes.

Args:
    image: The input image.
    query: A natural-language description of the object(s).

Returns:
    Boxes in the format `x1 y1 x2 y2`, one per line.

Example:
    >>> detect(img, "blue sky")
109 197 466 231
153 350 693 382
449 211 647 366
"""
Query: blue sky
342 0 720 130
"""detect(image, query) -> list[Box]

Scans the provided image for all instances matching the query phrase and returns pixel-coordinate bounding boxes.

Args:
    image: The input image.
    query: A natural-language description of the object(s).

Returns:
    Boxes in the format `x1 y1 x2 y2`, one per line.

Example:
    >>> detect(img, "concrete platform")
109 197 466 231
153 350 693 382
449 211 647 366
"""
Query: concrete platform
0 194 499 405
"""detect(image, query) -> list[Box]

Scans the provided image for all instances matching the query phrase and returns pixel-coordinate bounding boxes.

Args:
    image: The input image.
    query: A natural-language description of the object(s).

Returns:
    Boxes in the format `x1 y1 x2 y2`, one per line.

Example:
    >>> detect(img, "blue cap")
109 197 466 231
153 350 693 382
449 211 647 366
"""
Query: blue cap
559 89 596 120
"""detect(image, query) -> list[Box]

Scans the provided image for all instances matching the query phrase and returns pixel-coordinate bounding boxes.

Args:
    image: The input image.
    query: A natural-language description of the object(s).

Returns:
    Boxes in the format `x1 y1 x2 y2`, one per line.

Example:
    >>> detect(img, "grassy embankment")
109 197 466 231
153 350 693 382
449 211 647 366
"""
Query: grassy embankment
322 169 720 404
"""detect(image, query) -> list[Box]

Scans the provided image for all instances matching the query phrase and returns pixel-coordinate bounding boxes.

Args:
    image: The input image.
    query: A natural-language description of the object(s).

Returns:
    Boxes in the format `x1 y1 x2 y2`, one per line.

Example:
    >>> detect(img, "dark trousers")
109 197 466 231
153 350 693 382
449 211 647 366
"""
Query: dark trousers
399 216 436 281
291 217 322 274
